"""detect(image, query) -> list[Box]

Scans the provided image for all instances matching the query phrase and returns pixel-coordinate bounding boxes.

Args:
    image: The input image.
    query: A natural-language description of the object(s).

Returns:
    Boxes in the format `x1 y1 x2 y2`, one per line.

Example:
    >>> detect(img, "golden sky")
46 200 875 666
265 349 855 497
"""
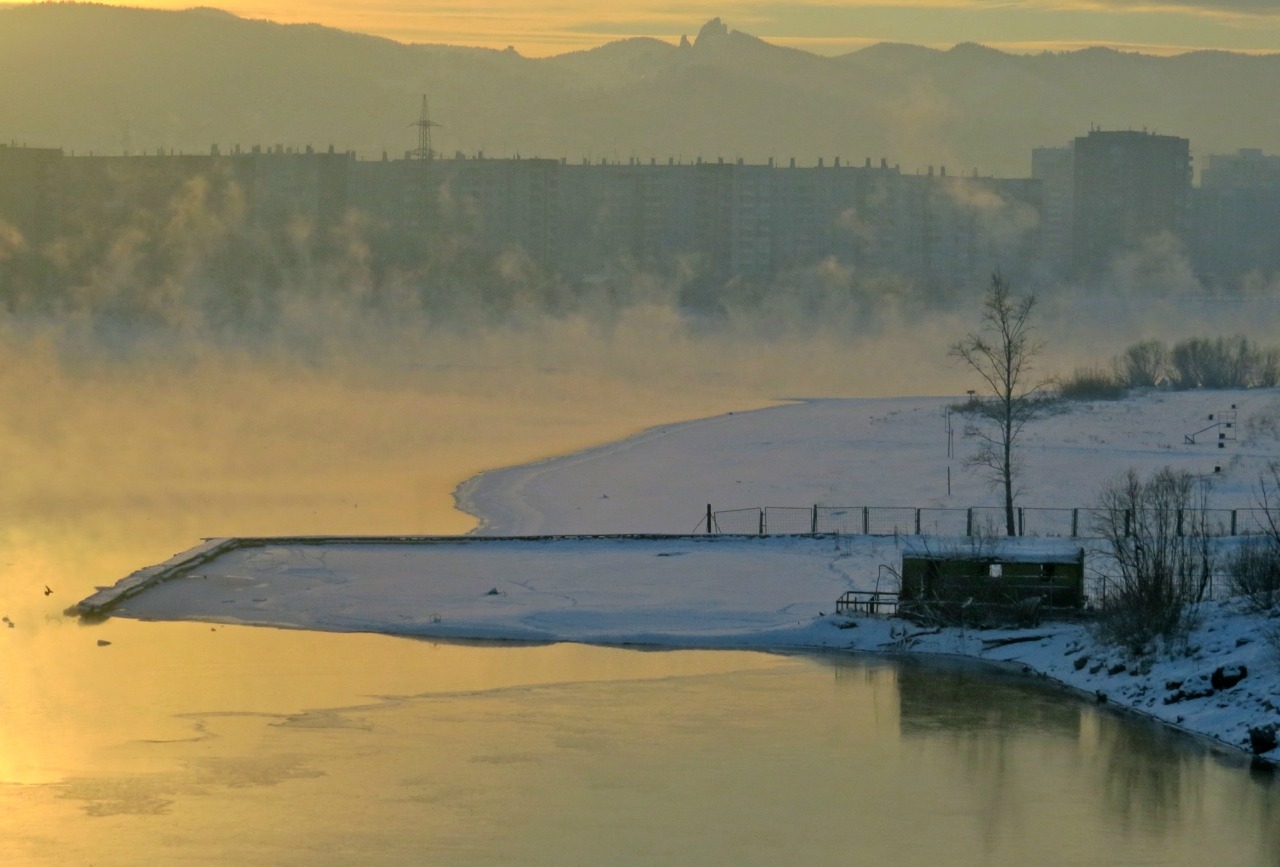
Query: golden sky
6 0 1280 56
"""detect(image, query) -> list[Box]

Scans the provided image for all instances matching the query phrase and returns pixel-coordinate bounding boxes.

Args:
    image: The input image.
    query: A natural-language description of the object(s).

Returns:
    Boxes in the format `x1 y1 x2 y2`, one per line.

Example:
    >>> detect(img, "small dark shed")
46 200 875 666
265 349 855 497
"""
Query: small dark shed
900 543 1085 609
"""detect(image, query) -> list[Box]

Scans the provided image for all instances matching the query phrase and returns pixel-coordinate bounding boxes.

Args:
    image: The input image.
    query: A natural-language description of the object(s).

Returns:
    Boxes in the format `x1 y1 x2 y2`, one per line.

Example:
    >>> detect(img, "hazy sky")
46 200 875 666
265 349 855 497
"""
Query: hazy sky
8 0 1280 56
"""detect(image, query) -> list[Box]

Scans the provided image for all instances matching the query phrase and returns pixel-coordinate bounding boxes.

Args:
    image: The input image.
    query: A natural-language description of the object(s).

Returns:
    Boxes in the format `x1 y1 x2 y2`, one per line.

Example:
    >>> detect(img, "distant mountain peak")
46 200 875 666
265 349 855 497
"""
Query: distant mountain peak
695 17 729 48
183 7 241 18
948 41 1000 54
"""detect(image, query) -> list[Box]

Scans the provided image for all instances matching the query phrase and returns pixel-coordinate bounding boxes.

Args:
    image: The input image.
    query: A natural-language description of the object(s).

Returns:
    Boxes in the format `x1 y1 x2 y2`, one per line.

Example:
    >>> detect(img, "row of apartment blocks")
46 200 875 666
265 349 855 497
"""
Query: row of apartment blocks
2 130 1277 288
0 143 1042 290
1034 130 1280 284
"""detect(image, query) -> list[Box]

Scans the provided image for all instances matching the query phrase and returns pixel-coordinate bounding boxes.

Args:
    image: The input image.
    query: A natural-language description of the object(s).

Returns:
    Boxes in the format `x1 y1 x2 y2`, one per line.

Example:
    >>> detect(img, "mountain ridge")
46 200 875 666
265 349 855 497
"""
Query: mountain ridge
2 4 1278 174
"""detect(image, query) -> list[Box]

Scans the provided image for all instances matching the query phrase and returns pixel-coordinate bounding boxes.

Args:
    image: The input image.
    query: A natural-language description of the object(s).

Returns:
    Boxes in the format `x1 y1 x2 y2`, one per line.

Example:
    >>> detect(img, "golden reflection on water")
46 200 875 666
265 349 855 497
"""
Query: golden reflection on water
8 649 1280 866
1 347 1278 864
0 349 776 837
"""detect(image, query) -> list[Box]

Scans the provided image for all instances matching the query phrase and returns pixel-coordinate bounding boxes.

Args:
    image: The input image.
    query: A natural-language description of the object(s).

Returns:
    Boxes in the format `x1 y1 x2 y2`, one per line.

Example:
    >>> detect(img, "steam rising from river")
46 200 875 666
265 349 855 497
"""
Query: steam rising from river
0 176 1279 546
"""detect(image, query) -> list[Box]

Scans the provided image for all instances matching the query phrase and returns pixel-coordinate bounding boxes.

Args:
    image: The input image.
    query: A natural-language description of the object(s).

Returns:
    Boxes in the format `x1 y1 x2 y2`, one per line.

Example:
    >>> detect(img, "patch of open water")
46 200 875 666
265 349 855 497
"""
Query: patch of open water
5 636 1279 866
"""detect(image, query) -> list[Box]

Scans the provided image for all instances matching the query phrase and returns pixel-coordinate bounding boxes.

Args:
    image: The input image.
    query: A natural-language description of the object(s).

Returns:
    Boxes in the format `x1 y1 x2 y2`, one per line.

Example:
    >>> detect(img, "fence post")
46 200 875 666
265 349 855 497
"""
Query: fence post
1177 509 1184 537
1231 509 1238 536
1018 507 1025 536
915 508 921 535
706 504 713 534
759 509 765 535
863 507 869 535
966 508 973 537
1124 509 1131 538
811 505 817 534
1071 508 1079 538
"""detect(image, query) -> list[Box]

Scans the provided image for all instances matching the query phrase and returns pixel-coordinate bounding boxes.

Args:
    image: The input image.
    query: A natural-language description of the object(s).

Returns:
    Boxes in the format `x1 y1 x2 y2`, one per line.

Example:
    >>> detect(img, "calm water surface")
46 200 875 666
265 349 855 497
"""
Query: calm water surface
0 359 1277 865
6 639 1280 866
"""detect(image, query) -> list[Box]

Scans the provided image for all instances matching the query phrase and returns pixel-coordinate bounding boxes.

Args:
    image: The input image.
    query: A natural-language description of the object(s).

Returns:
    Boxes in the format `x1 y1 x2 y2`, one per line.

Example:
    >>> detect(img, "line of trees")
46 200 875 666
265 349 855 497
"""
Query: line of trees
1061 336 1280 399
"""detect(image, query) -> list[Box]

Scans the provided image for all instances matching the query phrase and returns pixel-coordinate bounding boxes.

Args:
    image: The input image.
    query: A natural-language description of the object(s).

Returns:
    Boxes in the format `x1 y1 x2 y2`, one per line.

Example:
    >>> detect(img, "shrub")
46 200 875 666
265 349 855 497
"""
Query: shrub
1118 340 1168 388
1170 336 1255 389
1231 462 1280 613
1113 336 1280 390
1091 468 1213 652
1258 349 1280 388
1227 537 1280 612
1058 366 1127 400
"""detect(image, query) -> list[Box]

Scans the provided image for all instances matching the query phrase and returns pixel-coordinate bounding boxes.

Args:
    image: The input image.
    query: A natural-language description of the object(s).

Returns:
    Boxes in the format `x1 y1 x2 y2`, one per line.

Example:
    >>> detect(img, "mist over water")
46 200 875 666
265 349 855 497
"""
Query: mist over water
1 175 1278 555
2 163 1278 369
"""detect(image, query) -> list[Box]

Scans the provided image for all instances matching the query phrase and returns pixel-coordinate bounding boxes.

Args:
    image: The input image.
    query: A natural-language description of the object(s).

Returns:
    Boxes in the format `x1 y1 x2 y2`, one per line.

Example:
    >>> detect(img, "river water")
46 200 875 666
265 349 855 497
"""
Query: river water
7 639 1280 866
1 351 1278 865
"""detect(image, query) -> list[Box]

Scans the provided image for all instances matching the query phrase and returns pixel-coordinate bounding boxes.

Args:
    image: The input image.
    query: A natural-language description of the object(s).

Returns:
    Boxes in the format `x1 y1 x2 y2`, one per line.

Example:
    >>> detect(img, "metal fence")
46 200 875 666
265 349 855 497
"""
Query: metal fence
705 504 1275 539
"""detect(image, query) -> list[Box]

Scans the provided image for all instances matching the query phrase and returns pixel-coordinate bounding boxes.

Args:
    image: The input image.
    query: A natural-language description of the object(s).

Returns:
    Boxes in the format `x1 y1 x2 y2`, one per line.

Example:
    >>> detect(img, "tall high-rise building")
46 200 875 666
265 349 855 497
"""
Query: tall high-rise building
1031 145 1073 278
1071 130 1191 277
1200 148 1280 189
1191 149 1280 285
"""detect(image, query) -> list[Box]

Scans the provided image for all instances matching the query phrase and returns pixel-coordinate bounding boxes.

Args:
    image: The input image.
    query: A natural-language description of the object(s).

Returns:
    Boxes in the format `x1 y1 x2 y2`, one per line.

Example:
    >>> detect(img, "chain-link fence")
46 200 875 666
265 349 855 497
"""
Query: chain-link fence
712 508 764 534
706 504 1276 538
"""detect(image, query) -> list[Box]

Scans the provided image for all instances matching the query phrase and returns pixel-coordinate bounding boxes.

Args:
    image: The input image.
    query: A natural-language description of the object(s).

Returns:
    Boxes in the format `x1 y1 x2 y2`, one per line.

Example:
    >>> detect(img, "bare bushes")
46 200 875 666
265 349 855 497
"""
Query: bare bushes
1092 468 1214 652
1228 462 1280 612
1057 366 1127 400
1062 336 1280 398
1119 340 1168 388
1227 539 1280 612
1107 336 1280 390
1169 337 1278 389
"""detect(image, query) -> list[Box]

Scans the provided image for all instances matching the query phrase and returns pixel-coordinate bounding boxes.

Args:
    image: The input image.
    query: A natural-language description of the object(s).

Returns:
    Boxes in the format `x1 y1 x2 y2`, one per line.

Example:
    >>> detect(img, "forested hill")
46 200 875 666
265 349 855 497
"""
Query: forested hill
3 5 1279 175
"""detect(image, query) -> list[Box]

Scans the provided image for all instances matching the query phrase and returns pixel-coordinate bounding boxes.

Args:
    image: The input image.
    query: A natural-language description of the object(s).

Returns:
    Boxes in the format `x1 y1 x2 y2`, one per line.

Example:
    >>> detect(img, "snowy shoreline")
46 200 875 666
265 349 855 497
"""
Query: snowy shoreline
450 390 1280 760
94 390 1280 761
94 530 1280 765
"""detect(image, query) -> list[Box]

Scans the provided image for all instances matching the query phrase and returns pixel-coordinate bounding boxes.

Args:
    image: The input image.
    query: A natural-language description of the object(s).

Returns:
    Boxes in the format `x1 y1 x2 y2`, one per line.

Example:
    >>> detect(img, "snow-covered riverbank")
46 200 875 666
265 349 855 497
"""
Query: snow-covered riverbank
464 389 1280 757
105 531 1280 760
97 390 1280 759
457 391 1280 535
837 599 1280 759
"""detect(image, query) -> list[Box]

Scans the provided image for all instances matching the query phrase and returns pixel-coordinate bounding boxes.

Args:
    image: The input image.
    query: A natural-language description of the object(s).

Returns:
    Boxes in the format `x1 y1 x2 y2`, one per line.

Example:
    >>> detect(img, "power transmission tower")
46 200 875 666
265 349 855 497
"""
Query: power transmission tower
409 95 442 161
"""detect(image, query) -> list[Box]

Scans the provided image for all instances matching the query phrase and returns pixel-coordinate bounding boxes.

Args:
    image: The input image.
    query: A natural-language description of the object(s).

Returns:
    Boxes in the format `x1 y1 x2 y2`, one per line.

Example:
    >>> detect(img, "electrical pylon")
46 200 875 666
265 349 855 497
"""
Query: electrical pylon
409 95 442 160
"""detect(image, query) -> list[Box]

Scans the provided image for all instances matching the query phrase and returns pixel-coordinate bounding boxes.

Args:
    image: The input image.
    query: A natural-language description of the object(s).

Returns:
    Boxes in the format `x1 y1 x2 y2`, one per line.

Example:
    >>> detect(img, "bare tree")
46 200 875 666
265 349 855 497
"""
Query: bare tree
1092 467 1213 651
950 273 1046 535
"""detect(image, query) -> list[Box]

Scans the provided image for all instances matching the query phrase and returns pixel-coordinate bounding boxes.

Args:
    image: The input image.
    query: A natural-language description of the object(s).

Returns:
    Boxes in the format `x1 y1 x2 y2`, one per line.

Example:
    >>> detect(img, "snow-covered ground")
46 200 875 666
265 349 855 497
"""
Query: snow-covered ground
113 536 883 643
108 532 1280 757
458 390 1280 534
99 389 1280 759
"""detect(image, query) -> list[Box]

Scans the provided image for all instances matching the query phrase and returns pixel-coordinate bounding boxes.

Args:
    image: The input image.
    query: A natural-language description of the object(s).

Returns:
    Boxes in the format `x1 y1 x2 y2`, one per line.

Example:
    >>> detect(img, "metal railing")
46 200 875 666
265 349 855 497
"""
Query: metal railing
702 504 1275 539
836 590 900 616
